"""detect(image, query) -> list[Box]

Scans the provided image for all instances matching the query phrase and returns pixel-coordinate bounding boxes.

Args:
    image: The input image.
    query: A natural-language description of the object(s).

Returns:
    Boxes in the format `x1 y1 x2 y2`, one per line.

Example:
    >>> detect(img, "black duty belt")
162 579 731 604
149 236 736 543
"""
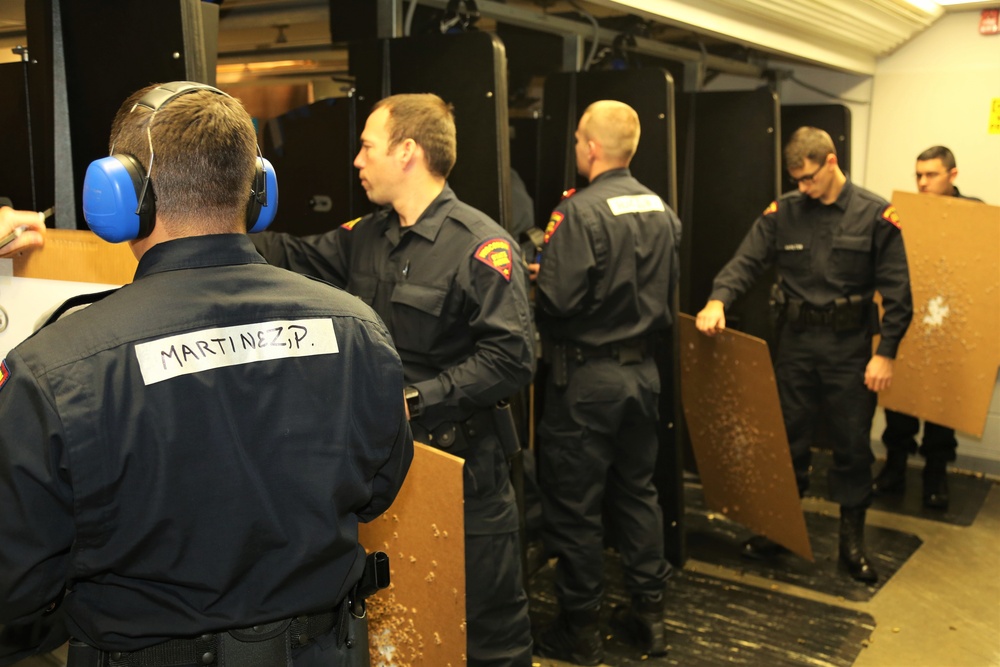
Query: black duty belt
788 296 869 332
68 607 343 667
569 337 651 364
799 305 835 326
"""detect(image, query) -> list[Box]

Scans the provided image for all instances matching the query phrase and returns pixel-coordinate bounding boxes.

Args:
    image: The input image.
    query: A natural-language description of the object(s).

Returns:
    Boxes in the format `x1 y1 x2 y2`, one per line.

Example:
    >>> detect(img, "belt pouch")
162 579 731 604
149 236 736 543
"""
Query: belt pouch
222 620 292 667
67 639 104 667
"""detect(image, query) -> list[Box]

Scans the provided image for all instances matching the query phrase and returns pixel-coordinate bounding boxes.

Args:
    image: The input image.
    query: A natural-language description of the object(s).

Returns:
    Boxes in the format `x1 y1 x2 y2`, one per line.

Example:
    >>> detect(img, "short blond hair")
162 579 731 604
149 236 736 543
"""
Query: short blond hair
580 100 640 164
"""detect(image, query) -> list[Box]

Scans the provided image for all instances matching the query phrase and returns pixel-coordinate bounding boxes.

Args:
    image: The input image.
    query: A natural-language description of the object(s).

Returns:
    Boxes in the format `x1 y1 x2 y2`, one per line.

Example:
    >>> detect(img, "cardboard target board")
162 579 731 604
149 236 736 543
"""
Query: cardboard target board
879 192 1000 437
359 443 466 667
679 314 813 561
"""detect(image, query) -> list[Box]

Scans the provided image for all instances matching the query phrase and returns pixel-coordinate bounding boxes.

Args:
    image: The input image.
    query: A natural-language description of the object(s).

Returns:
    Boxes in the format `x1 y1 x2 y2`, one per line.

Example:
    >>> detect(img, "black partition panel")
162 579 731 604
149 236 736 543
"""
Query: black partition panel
0 63 37 210
781 104 851 176
59 0 205 229
681 89 781 345
349 32 511 229
538 69 685 567
538 69 678 215
260 97 358 235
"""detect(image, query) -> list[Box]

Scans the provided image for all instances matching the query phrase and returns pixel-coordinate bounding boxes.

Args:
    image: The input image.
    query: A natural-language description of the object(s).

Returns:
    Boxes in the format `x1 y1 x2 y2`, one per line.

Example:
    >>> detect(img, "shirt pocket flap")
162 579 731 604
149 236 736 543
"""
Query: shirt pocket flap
832 235 870 252
391 282 448 317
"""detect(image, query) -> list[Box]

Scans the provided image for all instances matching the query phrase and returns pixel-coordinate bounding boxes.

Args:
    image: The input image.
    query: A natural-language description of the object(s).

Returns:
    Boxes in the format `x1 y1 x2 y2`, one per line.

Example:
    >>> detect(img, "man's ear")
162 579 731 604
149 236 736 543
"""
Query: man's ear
397 138 419 167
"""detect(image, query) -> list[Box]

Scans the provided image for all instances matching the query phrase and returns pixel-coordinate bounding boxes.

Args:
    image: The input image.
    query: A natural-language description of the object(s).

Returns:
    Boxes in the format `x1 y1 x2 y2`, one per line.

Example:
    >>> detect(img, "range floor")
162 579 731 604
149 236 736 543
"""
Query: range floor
532 463 1000 667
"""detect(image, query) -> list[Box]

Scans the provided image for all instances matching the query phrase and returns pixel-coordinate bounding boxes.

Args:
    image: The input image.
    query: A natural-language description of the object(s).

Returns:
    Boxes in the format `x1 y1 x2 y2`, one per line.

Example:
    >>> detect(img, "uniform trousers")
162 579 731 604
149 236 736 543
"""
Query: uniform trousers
538 356 670 612
882 410 957 462
775 325 877 509
466 531 533 667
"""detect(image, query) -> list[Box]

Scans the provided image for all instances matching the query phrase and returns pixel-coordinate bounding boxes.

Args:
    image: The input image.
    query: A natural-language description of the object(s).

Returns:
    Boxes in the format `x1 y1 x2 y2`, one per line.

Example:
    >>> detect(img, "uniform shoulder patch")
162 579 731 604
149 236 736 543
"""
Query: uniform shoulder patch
561 188 576 200
881 205 901 229
474 238 513 281
340 217 362 230
762 200 778 216
0 360 9 394
544 211 564 244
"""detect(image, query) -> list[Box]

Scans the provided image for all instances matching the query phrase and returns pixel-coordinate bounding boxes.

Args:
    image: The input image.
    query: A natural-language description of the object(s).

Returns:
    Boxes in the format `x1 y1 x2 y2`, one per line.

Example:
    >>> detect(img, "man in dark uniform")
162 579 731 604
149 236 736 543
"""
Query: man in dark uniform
533 100 681 665
874 145 984 510
0 83 413 666
696 126 912 584
253 93 536 667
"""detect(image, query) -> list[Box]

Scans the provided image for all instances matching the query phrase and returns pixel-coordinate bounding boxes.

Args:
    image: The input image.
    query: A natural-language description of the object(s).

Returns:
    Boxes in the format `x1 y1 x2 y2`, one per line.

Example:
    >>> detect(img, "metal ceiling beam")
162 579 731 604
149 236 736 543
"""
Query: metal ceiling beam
415 0 765 78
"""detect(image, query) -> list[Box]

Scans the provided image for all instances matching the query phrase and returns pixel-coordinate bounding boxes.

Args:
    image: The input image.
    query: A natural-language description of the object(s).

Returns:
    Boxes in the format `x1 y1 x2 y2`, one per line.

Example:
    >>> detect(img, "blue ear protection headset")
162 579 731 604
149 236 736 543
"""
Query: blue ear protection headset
82 81 278 243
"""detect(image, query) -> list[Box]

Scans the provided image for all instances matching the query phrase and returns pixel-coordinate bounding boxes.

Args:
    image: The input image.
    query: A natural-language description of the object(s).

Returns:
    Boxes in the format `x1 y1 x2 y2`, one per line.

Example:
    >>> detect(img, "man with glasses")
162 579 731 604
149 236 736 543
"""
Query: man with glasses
695 126 912 584
873 146 984 510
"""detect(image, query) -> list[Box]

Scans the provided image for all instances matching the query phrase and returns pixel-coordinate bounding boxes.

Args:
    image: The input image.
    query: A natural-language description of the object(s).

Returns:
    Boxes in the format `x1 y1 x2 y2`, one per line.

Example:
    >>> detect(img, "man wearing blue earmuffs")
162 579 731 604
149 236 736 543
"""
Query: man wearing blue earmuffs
0 82 412 667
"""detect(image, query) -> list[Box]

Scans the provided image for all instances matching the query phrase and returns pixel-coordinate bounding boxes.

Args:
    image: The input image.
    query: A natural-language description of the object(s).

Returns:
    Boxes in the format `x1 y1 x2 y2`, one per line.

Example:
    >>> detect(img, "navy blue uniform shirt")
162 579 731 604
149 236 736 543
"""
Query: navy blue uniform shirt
0 234 412 651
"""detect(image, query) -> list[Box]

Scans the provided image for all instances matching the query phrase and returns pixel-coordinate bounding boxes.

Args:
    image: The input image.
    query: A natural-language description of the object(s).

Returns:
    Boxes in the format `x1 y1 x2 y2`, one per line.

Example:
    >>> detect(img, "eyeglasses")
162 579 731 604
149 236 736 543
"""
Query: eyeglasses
788 157 829 186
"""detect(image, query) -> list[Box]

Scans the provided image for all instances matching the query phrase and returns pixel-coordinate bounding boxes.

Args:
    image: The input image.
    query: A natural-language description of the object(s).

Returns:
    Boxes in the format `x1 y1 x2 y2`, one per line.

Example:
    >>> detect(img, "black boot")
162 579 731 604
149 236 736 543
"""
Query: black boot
872 448 908 495
610 594 667 657
922 458 950 510
740 535 788 560
536 607 603 666
839 507 878 584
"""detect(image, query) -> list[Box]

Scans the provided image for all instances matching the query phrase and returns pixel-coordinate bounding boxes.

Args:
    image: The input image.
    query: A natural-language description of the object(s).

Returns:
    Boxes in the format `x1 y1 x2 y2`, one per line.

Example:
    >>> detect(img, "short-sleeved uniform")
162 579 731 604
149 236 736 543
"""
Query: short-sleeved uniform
0 235 413 665
710 181 912 508
535 168 682 610
253 185 536 667
882 187 984 462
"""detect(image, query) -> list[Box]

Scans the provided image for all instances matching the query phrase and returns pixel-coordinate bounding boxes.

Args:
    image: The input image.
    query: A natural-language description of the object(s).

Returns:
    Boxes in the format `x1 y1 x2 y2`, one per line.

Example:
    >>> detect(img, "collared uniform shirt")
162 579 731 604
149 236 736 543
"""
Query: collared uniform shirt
709 180 913 358
254 185 535 533
535 168 682 345
0 235 413 651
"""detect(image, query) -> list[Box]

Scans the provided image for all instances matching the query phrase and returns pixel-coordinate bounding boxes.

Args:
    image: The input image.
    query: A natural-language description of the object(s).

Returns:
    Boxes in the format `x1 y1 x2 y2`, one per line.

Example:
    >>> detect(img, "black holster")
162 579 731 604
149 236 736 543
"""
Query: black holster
549 343 569 389
492 399 522 458
768 283 787 329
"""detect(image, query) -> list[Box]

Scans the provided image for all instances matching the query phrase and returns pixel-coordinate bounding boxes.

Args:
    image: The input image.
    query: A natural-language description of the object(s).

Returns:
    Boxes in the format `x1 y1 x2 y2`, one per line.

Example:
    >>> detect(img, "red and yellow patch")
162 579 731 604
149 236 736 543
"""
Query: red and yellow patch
474 238 513 281
881 205 901 229
762 201 778 216
543 211 564 244
340 217 362 230
0 360 9 394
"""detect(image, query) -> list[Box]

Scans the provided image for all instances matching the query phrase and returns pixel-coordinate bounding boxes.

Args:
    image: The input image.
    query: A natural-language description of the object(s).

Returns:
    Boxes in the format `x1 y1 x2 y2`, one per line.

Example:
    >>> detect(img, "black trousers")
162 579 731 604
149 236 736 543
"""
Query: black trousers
537 356 670 612
465 531 533 667
774 325 877 509
882 409 958 462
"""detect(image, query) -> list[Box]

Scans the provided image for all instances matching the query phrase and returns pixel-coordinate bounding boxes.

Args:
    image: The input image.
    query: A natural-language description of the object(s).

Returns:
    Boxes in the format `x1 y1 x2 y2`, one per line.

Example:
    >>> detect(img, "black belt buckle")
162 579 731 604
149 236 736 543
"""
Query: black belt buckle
616 343 643 365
